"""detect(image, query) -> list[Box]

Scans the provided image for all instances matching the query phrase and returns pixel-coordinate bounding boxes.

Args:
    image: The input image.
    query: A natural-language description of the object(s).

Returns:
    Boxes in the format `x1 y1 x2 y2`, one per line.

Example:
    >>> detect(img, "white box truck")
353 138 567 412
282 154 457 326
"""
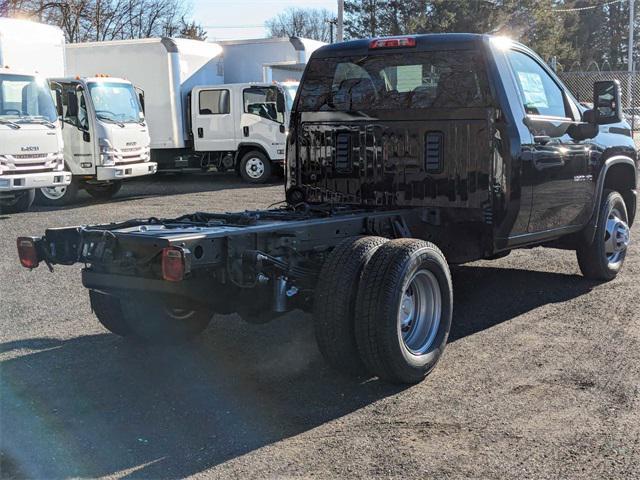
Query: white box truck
65 38 224 171
0 18 70 213
66 38 295 183
35 76 157 205
220 37 325 84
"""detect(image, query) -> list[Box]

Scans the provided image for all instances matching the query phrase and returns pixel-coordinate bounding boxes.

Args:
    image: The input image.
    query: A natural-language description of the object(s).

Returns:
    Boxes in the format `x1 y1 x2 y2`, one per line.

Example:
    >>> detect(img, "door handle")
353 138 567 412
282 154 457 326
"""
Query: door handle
243 126 249 137
197 127 203 138
533 135 551 145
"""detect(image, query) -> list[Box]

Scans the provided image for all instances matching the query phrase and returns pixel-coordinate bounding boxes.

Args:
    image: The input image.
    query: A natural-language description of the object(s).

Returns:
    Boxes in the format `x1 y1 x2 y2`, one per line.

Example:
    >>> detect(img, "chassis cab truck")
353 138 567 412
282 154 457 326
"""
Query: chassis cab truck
35 77 156 205
191 82 288 183
0 18 70 213
18 35 638 385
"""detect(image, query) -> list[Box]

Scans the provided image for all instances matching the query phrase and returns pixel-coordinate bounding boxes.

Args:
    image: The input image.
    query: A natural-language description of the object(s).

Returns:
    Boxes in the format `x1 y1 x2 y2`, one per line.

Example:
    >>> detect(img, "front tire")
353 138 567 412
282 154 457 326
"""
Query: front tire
35 179 79 206
355 239 453 384
0 189 35 213
85 181 122 200
239 151 272 184
313 236 388 375
577 190 630 281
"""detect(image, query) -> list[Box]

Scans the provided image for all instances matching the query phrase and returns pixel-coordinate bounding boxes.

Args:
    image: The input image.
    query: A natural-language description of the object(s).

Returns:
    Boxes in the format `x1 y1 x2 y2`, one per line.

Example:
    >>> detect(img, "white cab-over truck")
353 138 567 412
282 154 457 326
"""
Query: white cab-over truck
36 76 156 205
0 18 70 213
191 82 289 182
66 37 297 183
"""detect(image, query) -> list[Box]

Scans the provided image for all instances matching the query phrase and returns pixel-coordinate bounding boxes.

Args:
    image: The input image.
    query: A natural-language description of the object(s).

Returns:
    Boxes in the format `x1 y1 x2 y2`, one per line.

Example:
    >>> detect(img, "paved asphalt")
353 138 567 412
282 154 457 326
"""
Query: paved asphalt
1 173 638 479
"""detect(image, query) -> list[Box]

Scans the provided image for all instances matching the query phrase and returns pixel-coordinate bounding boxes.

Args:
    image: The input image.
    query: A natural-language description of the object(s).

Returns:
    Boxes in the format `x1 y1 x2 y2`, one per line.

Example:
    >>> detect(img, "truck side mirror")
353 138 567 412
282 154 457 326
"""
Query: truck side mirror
55 89 63 118
276 91 286 114
138 92 145 114
67 91 78 118
593 80 622 124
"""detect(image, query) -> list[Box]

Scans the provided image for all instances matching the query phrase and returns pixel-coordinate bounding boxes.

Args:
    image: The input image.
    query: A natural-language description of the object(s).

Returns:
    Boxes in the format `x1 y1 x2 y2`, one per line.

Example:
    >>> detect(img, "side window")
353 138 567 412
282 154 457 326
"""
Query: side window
199 89 229 115
507 50 568 118
243 87 283 123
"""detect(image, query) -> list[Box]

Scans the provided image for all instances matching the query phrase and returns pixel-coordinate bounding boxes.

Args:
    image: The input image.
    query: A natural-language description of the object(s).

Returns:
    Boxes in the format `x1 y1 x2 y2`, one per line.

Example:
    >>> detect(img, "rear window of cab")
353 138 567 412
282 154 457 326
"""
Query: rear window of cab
298 50 490 112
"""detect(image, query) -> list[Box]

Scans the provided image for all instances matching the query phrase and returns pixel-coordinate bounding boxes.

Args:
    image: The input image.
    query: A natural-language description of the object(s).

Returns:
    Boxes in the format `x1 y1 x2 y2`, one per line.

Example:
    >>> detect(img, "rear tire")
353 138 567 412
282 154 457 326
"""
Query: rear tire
90 290 133 337
239 150 272 184
0 189 35 213
313 236 388 375
90 291 212 343
85 181 122 200
355 239 453 384
577 190 630 281
35 179 79 206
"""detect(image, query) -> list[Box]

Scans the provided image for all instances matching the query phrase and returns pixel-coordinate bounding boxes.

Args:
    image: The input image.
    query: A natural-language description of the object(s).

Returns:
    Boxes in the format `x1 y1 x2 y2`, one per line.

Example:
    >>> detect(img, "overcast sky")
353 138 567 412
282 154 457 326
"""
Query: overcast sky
192 0 338 41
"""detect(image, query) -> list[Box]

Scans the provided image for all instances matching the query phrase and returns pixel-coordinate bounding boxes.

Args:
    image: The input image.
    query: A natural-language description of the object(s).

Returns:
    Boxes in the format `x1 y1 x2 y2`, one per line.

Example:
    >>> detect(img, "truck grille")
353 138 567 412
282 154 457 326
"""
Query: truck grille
0 153 61 174
115 147 145 164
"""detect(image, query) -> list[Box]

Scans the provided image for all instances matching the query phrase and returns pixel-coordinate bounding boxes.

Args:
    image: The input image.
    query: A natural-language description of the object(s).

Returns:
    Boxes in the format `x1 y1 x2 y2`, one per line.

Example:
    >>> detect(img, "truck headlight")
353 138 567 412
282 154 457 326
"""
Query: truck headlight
99 138 116 166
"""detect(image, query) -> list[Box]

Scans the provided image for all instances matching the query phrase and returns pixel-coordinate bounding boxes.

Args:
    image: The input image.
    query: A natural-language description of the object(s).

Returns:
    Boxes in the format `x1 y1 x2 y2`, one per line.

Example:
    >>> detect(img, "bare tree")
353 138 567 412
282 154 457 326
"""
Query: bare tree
3 0 203 42
266 7 333 42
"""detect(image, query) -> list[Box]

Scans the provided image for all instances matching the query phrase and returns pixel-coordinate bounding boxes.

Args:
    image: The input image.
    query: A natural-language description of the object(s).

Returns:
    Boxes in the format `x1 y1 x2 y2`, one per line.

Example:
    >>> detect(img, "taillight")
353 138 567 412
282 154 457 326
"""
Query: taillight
17 237 40 269
162 246 186 282
369 36 416 49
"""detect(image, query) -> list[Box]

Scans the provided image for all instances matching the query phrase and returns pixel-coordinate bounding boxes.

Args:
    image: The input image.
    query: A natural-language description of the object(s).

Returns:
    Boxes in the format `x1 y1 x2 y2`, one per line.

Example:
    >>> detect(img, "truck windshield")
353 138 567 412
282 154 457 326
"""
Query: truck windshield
88 82 143 124
298 50 490 112
0 74 57 123
282 83 298 110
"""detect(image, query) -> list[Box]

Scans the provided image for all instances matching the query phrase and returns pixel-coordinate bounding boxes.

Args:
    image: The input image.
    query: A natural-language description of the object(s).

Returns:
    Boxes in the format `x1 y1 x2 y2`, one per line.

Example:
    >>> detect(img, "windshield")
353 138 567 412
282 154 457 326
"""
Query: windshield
298 50 490 112
88 81 143 123
0 74 57 123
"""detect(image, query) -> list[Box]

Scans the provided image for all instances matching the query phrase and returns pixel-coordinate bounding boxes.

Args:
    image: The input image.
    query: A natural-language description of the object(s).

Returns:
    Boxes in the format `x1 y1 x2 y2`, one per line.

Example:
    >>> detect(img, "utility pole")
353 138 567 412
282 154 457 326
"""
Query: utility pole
629 0 635 73
337 0 344 42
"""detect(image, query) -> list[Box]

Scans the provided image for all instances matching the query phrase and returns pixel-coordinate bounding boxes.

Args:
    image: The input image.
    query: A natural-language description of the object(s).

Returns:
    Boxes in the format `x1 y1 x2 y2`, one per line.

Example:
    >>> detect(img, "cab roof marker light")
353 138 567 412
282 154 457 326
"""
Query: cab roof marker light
369 36 416 49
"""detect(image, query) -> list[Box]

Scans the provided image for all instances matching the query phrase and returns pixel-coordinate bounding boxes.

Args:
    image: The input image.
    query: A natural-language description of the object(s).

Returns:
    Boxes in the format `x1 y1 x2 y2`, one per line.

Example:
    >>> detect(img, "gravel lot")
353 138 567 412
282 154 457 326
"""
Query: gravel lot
1 174 638 479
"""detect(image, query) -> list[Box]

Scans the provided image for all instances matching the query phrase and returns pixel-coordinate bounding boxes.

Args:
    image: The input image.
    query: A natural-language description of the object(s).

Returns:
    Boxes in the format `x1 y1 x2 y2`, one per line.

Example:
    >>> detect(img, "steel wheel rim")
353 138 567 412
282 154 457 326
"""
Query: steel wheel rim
398 269 442 355
245 157 265 179
40 186 67 200
165 307 195 320
604 207 630 267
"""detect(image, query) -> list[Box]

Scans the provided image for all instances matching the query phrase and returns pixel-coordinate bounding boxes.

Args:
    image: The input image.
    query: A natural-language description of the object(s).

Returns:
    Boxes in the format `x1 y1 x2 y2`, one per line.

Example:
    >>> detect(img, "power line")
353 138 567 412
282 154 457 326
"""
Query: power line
552 0 625 12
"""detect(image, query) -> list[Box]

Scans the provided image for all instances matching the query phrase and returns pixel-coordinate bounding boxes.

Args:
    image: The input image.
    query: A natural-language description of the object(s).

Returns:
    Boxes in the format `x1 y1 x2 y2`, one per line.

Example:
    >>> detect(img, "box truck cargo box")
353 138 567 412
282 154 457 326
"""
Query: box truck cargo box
65 38 224 155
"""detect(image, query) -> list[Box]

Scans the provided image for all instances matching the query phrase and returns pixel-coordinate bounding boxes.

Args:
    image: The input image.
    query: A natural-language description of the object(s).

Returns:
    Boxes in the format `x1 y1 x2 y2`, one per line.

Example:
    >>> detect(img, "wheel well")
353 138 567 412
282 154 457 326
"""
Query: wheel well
603 163 637 225
235 145 269 171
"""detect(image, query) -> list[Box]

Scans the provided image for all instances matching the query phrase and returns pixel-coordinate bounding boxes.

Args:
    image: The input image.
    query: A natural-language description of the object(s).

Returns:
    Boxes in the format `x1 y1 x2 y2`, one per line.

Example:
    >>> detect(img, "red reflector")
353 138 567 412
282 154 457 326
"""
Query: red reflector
369 37 416 49
162 247 185 282
17 237 39 269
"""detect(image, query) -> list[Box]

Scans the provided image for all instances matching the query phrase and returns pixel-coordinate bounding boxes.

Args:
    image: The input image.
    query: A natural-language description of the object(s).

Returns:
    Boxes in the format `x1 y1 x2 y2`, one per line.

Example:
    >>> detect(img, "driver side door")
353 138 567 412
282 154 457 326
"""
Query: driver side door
508 49 593 234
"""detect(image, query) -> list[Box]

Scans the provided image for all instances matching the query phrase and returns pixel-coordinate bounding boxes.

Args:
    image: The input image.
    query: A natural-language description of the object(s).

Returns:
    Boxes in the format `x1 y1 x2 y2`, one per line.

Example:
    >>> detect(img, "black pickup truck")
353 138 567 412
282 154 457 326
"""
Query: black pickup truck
18 34 637 384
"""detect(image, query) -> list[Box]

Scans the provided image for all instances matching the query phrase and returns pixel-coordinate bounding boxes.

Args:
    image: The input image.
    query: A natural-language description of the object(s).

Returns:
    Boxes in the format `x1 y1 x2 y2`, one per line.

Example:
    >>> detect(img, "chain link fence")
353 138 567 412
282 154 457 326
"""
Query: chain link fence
558 70 640 148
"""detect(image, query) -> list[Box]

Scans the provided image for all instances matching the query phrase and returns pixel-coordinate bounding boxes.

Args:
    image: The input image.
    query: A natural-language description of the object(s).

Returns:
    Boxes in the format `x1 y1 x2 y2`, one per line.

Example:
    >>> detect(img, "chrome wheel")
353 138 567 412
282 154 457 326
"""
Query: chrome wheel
39 186 67 200
398 269 442 355
245 157 265 179
604 207 630 267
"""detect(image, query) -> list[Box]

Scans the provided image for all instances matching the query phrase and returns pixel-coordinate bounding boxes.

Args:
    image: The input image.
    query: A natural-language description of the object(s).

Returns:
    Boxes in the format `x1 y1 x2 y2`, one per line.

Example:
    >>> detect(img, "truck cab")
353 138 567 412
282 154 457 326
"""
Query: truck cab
0 67 70 212
36 76 157 205
190 82 289 183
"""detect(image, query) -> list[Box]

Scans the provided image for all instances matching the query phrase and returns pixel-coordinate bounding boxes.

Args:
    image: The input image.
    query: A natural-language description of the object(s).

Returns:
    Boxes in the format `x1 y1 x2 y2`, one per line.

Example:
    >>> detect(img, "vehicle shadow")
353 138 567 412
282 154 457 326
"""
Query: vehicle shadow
31 173 284 213
0 266 597 478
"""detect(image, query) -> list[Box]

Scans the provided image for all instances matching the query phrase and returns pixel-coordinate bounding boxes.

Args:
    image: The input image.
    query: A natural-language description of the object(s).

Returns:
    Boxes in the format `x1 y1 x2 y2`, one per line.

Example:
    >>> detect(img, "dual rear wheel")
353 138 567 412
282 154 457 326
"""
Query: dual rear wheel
314 236 453 384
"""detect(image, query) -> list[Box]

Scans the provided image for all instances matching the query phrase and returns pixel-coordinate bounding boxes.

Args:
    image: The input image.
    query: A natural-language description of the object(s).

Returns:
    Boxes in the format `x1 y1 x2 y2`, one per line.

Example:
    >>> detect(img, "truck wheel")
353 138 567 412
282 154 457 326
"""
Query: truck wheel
313 236 388 375
0 189 35 214
85 181 122 200
355 239 453 384
89 290 133 337
577 190 630 281
239 151 272 184
35 180 79 206
119 295 213 343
